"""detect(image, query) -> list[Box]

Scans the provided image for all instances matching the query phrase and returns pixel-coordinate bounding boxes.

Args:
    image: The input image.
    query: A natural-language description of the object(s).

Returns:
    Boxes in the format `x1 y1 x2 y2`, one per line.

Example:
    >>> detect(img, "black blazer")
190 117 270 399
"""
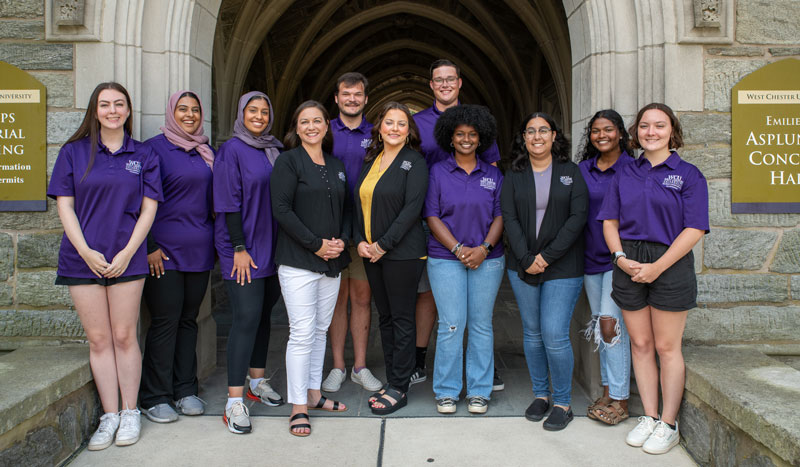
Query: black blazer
353 146 428 261
271 145 351 277
501 158 588 285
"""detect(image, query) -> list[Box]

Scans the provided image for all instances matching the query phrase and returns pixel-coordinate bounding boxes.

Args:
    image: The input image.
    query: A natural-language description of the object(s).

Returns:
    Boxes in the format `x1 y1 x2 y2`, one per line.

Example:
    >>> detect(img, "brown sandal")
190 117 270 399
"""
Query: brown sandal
591 400 629 425
586 396 611 420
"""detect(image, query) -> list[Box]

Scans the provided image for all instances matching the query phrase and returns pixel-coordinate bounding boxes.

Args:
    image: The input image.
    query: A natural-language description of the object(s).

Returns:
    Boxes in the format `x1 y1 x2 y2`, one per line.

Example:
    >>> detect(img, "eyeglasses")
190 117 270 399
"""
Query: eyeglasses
432 76 459 86
524 127 552 138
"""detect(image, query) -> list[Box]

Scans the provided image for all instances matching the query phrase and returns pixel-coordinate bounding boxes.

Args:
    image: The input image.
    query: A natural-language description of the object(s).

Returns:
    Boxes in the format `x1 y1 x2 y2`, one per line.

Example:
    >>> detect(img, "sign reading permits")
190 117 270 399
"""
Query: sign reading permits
0 61 47 211
731 58 800 213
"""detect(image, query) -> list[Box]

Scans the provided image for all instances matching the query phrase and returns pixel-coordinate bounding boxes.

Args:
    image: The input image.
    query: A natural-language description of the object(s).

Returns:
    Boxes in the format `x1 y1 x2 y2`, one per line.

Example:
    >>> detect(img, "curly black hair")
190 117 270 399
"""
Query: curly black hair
578 109 632 161
510 112 570 172
433 104 497 155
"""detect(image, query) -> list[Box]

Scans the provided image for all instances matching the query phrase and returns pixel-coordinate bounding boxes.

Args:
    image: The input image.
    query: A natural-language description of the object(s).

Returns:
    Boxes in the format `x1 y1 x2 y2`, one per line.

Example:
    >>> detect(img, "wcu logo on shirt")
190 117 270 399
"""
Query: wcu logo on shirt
361 138 372 149
662 175 684 190
480 177 496 191
338 171 346 182
400 160 412 171
560 176 573 186
125 160 142 175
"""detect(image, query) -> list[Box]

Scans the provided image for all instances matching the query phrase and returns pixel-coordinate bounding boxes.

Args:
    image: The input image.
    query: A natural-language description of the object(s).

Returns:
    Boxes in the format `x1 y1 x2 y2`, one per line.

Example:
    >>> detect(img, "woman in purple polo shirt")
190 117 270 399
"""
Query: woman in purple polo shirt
48 82 162 450
138 90 215 424
577 109 634 425
426 105 504 415
501 112 588 431
214 91 285 435
598 103 708 454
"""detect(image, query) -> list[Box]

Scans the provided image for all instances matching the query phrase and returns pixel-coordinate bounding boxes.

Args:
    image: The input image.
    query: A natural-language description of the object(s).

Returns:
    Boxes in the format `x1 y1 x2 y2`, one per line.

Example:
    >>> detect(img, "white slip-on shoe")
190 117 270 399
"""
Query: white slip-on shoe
351 367 383 392
322 368 347 392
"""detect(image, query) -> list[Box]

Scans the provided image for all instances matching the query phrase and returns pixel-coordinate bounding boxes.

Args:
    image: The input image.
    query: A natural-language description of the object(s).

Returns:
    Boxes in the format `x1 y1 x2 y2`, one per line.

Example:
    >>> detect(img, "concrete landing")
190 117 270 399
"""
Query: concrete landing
67 415 696 466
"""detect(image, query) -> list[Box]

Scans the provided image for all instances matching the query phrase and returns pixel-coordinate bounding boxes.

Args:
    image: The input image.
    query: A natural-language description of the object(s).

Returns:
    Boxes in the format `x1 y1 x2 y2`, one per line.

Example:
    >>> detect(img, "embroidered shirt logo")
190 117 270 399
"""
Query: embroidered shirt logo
560 176 573 186
662 175 684 190
338 171 346 182
361 138 372 149
125 160 142 175
480 177 496 191
400 160 412 171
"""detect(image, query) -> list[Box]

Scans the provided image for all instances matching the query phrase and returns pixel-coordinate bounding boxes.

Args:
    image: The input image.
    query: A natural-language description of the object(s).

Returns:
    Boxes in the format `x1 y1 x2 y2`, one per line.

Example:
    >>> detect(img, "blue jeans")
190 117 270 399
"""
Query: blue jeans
507 271 583 407
584 271 631 399
428 256 504 400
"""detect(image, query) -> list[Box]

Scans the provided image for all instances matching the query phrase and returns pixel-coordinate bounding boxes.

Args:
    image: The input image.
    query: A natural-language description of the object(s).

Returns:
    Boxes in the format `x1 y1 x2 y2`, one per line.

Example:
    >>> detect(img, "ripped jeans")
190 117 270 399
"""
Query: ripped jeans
584 270 631 400
428 256 505 400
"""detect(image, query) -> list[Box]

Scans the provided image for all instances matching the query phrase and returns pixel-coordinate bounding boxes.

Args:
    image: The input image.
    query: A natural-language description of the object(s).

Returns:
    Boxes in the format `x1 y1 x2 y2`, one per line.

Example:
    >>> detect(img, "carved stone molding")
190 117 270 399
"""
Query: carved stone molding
45 0 102 41
694 0 721 28
677 0 734 44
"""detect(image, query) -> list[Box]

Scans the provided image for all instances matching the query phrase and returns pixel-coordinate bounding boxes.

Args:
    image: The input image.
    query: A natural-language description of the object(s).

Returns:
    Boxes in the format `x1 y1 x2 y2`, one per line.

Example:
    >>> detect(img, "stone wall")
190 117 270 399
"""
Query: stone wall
0 1 84 346
679 0 800 341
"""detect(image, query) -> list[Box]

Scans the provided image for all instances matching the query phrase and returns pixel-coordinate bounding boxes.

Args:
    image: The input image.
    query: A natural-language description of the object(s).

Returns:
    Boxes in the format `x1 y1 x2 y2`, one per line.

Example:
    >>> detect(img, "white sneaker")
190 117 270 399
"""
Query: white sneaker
115 409 141 446
223 400 251 434
87 413 119 451
626 415 658 447
643 420 680 454
322 368 346 392
351 368 383 392
246 378 284 406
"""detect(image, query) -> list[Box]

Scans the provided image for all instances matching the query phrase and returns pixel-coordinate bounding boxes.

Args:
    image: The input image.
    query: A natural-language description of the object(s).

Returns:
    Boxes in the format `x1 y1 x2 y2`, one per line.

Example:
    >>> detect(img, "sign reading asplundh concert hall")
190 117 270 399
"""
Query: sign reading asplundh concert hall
732 58 800 213
0 61 47 211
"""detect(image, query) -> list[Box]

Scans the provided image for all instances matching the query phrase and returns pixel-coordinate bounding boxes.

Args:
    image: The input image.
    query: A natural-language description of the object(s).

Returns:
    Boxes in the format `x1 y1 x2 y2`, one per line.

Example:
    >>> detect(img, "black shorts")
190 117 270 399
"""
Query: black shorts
611 240 696 312
55 274 147 287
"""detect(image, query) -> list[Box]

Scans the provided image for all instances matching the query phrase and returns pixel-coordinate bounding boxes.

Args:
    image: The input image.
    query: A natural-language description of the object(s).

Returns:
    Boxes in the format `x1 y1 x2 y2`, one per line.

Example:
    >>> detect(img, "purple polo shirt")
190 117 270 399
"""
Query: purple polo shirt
330 116 373 198
597 151 709 246
423 157 504 260
145 134 215 272
579 152 634 274
213 137 278 279
47 134 163 278
413 103 501 167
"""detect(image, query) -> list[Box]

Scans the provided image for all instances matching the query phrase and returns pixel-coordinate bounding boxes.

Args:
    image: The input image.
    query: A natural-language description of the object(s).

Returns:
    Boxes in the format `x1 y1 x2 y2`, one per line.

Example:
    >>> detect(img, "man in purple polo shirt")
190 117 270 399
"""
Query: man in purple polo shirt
322 72 383 393
410 59 503 390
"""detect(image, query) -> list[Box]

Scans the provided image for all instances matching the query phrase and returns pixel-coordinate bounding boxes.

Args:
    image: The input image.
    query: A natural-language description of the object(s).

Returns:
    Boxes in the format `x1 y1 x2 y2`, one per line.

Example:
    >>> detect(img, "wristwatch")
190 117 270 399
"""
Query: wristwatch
234 245 246 253
481 242 494 253
612 251 626 265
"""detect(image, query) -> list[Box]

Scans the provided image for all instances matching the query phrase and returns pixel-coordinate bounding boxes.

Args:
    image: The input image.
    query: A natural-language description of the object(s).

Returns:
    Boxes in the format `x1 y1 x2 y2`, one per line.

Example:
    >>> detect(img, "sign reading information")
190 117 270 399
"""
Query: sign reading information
732 58 800 213
0 61 47 211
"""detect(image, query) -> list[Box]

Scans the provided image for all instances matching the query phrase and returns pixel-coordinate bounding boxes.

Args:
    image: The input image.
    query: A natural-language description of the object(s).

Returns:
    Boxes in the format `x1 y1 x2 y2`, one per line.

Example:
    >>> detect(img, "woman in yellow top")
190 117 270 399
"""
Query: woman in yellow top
353 102 428 415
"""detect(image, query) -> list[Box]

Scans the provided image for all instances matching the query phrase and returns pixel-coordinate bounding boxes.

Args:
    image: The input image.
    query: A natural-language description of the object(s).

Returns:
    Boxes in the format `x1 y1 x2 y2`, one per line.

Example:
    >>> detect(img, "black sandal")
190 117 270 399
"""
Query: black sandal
368 384 389 407
370 387 407 415
309 395 347 412
289 413 311 437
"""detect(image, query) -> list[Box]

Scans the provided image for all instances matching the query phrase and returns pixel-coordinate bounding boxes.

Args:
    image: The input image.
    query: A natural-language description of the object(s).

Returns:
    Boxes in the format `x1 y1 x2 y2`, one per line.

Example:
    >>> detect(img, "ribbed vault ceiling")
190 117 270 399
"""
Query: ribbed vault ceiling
213 0 571 158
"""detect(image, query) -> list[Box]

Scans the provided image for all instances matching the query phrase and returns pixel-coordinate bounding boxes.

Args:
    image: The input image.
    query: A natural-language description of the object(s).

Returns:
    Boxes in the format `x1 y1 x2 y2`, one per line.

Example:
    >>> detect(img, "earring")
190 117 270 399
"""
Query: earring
406 136 410 144
450 142 454 147
378 134 383 142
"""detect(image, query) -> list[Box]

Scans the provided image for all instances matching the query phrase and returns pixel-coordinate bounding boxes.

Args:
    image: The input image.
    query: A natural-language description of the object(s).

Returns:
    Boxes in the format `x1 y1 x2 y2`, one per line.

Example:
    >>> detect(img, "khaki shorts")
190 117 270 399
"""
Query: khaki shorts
341 246 368 281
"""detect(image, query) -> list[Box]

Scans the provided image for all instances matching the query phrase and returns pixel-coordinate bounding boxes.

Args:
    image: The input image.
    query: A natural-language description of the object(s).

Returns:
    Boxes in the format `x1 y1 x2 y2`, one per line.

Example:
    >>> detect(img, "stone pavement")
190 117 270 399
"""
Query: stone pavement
68 415 695 466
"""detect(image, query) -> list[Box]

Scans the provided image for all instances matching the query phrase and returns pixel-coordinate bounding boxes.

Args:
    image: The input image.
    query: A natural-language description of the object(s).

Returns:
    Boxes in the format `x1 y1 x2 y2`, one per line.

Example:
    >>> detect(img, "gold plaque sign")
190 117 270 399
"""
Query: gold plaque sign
0 61 47 211
731 58 800 213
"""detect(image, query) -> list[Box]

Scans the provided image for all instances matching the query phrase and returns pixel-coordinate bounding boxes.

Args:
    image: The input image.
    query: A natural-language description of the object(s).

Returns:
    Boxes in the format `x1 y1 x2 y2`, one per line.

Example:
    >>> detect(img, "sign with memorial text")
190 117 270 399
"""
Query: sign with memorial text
732 58 800 213
0 61 47 211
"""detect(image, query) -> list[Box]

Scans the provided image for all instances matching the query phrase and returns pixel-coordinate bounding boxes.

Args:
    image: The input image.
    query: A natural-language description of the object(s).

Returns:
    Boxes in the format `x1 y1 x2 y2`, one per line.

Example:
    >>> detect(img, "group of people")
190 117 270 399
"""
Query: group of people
49 57 708 455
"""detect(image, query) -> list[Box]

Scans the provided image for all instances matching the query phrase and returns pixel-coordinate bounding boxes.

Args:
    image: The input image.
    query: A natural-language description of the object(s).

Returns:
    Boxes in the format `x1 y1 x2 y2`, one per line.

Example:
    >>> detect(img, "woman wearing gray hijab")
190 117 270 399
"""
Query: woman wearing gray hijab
213 91 284 434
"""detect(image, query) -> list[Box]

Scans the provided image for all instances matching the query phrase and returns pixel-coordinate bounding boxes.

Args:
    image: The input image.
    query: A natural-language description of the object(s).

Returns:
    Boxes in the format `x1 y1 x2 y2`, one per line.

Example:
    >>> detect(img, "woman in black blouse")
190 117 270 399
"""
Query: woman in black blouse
354 102 428 415
271 100 351 436
501 112 588 431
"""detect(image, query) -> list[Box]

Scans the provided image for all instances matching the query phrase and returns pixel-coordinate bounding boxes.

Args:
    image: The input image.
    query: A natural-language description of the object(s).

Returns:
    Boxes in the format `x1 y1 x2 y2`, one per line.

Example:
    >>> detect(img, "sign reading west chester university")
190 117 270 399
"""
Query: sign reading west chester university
732 58 800 213
0 61 47 211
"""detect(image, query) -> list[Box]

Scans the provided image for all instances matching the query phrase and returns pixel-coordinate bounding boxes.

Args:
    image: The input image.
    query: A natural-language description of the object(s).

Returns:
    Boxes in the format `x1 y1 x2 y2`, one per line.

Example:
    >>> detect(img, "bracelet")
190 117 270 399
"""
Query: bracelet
450 242 462 254
373 243 386 255
479 245 489 258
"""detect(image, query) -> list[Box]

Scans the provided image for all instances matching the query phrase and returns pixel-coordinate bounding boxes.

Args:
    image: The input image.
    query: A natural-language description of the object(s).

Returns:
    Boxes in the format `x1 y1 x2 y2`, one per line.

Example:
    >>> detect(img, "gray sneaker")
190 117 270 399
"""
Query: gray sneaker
87 413 119 451
142 403 178 423
175 395 206 416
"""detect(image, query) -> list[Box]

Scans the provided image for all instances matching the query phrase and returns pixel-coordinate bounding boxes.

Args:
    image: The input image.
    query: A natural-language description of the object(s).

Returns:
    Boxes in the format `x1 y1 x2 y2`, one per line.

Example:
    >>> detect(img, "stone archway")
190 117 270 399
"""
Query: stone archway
71 0 701 392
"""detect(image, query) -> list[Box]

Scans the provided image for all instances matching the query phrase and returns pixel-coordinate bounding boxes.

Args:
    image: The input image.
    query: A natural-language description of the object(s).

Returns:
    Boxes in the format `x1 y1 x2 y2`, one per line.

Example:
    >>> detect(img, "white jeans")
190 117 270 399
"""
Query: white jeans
278 265 341 405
